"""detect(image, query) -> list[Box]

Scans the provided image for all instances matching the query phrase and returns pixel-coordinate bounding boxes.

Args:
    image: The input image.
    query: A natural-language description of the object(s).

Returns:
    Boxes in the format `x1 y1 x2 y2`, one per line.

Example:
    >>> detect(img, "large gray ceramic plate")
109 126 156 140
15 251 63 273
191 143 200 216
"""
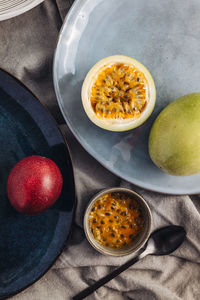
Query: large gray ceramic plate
54 0 200 195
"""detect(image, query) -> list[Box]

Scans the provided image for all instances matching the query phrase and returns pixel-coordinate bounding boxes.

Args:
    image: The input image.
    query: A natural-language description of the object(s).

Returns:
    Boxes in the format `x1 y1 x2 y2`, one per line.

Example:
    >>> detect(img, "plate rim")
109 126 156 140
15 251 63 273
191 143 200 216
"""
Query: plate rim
0 0 44 21
53 0 200 196
0 67 77 299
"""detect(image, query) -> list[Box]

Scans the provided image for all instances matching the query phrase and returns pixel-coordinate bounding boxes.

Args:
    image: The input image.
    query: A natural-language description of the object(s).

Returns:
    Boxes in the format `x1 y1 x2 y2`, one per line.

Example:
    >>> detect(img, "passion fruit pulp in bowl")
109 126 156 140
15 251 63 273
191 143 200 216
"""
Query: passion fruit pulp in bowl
81 55 156 131
84 187 152 256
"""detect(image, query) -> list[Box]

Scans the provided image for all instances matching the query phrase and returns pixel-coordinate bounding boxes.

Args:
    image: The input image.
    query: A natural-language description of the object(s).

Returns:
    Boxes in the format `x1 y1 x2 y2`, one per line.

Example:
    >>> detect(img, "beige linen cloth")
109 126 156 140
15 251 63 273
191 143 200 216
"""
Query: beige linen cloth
0 1 199 299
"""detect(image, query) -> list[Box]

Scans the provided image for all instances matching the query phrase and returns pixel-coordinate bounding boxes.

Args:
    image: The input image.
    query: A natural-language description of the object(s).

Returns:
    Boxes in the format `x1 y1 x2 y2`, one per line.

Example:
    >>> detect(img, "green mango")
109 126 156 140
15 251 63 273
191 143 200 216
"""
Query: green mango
149 93 200 176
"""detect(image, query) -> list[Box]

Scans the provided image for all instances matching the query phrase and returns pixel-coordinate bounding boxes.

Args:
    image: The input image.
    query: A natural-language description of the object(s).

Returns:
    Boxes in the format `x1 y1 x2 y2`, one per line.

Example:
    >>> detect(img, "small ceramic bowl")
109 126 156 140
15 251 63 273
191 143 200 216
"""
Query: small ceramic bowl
84 187 152 256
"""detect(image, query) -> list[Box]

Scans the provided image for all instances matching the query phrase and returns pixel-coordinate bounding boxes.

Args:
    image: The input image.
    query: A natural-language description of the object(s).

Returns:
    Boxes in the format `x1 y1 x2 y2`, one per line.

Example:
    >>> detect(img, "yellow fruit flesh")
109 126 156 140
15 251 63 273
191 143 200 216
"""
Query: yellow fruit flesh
90 63 149 120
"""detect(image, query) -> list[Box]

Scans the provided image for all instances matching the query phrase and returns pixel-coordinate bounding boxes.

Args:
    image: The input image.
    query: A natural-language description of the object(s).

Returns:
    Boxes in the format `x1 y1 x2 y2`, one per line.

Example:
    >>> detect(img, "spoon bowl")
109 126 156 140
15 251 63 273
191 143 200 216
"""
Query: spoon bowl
150 225 186 256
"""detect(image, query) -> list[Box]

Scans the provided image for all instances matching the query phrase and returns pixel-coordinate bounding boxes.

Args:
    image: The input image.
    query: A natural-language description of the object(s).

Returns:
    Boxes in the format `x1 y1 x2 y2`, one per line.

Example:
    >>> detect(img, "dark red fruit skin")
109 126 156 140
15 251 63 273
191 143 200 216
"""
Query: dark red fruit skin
7 155 63 215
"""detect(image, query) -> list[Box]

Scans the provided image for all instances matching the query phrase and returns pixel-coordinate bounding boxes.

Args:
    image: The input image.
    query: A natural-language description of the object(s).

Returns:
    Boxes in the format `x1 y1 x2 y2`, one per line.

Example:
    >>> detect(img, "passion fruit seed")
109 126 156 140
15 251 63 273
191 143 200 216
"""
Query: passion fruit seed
91 63 148 120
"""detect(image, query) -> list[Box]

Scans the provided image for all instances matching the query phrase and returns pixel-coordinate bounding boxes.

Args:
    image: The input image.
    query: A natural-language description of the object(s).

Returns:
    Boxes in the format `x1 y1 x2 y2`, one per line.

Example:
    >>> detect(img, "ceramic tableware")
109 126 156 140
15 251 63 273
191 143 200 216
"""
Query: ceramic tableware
53 0 200 195
0 68 75 299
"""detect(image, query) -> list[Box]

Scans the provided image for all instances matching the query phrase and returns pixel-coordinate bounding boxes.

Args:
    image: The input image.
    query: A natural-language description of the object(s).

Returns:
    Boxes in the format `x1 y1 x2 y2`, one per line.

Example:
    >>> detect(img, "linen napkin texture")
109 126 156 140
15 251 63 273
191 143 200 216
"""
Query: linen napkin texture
0 1 199 299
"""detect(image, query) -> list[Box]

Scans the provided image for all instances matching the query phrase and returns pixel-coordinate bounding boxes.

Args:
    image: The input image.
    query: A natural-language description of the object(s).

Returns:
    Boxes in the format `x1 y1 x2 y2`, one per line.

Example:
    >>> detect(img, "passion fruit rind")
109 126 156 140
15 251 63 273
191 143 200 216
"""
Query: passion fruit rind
82 55 156 131
149 93 200 176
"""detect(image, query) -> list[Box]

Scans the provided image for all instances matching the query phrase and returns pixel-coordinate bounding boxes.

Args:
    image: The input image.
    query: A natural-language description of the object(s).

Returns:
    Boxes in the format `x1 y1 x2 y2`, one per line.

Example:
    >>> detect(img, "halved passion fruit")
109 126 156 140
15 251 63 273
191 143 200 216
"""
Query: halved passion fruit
81 55 156 131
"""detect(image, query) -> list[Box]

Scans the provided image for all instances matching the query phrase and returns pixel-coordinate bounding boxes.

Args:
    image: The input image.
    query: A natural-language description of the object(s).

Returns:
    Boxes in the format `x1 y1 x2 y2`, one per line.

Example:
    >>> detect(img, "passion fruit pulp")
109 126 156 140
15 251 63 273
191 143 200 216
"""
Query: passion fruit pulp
81 55 156 131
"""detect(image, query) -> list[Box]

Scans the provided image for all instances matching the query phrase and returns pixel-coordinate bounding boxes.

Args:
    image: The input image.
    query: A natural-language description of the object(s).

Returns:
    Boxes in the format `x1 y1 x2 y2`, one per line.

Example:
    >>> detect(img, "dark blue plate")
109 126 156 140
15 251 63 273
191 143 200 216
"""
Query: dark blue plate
0 69 76 299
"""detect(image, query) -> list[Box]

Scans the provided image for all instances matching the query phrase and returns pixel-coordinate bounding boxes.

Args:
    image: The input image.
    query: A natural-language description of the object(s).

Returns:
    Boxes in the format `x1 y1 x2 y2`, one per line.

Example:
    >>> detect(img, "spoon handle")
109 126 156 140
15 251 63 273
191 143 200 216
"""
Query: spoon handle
73 254 142 300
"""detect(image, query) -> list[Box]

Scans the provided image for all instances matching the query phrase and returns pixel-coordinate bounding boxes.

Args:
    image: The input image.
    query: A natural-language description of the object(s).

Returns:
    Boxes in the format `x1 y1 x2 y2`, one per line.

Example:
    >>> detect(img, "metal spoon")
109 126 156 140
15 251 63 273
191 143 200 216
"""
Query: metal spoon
73 225 186 300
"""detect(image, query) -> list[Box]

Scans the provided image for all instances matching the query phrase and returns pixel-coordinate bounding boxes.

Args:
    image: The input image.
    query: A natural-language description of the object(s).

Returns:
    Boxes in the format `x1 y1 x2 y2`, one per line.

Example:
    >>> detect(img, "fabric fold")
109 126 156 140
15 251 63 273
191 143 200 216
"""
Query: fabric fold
0 1 199 299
